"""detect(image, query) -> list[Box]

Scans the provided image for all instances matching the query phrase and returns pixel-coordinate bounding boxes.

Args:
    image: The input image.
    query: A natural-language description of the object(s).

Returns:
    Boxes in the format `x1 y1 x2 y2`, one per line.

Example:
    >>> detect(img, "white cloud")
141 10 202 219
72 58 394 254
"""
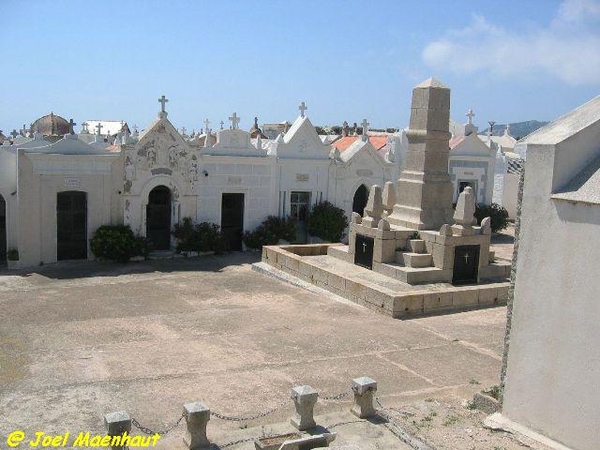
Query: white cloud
422 0 600 86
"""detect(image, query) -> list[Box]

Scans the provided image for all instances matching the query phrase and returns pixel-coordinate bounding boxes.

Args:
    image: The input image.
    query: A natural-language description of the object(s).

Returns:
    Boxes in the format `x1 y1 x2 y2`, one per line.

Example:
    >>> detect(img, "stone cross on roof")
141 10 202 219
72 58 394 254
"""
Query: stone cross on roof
158 95 168 112
95 123 103 135
220 120 224 130
10 129 18 138
361 118 370 141
68 119 76 135
299 101 308 118
229 113 240 130
466 108 475 125
204 119 210 134
181 126 187 135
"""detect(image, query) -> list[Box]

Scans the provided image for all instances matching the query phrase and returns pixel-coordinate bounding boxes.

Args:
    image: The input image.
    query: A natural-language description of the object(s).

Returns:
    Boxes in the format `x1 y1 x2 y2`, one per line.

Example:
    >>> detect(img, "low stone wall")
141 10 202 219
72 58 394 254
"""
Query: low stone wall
260 244 509 319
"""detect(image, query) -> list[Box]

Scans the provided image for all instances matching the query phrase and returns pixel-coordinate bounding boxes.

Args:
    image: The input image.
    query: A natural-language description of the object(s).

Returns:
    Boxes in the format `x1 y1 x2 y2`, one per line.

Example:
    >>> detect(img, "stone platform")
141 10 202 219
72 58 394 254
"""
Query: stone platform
259 244 510 319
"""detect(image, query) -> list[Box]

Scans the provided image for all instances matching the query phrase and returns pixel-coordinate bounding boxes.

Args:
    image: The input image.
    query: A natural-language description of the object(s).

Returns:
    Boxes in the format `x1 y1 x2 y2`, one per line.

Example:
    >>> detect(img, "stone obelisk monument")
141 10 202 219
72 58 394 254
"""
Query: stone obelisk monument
387 78 454 230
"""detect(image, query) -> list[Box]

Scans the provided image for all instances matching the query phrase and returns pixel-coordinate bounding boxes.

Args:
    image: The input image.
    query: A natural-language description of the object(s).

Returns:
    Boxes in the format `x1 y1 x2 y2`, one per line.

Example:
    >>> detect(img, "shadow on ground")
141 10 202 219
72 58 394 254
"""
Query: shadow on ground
0 251 261 280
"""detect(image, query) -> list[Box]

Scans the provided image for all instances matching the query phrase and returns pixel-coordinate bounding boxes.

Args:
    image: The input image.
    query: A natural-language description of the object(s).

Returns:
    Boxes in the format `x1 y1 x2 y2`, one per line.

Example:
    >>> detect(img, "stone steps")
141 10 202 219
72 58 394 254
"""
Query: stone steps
397 252 433 268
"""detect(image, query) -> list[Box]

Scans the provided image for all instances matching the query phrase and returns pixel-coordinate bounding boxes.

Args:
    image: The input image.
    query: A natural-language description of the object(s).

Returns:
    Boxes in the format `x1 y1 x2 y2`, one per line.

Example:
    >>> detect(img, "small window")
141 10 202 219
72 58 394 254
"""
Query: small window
290 191 311 221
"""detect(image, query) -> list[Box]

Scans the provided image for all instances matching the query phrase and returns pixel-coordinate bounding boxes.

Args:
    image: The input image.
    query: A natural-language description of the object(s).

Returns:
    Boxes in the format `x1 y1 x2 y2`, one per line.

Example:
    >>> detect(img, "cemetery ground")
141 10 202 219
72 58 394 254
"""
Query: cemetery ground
0 226 550 449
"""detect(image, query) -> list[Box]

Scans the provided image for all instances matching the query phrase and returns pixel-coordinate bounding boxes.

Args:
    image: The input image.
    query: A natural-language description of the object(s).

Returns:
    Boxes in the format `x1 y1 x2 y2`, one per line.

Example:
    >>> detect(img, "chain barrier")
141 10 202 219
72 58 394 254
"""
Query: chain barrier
130 412 187 436
319 387 352 402
219 436 258 448
211 397 289 422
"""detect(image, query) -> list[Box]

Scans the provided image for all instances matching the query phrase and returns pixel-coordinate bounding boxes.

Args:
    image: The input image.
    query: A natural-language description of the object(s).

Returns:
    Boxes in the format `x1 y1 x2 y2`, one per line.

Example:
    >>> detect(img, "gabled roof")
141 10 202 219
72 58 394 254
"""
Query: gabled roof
520 95 600 146
332 135 388 151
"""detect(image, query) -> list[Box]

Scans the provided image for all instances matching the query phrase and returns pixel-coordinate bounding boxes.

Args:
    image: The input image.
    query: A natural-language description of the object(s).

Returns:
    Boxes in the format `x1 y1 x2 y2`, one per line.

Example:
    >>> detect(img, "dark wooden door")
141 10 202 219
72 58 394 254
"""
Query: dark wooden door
0 195 6 263
452 245 480 285
353 184 369 215
57 191 87 260
354 234 374 269
221 193 244 251
146 186 171 250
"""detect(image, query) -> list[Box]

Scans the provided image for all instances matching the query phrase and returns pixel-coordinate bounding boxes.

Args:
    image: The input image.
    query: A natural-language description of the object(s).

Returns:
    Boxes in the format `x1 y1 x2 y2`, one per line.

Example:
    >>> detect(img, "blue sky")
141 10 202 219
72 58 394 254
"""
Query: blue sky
1 0 599 134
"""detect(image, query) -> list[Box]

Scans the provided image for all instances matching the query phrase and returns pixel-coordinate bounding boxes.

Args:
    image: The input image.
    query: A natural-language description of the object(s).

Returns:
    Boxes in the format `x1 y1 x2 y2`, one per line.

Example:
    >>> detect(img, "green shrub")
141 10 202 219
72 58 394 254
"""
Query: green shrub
6 248 19 261
196 222 225 252
172 217 225 253
307 201 348 242
172 217 196 252
474 203 509 233
243 216 296 250
134 235 153 259
90 225 139 262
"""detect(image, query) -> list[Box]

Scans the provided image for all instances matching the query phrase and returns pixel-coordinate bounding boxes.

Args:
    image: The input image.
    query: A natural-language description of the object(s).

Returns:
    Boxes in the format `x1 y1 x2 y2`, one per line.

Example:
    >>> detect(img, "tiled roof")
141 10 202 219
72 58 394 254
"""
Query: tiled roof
332 135 388 151
449 135 465 149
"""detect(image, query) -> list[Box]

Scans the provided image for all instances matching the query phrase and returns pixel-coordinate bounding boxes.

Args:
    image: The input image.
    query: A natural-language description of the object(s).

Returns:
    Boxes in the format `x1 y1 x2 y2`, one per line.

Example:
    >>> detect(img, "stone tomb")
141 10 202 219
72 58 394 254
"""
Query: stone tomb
259 78 510 318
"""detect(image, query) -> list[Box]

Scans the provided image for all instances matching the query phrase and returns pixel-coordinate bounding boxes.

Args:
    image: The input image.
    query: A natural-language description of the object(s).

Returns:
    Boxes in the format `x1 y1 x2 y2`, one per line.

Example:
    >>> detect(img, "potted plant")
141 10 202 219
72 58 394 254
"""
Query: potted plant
7 248 19 270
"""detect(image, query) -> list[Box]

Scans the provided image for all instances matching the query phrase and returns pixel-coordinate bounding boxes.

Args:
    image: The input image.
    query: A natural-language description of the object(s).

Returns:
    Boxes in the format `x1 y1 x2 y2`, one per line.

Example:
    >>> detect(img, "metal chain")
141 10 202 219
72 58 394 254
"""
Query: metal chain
327 419 364 429
320 387 352 401
219 436 258 448
130 412 186 435
211 397 289 422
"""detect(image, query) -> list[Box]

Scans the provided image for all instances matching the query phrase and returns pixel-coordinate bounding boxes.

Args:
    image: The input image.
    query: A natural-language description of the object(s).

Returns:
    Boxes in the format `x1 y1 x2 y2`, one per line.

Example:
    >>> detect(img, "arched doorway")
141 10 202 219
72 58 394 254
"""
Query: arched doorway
0 195 6 263
57 191 87 260
352 184 369 216
146 186 171 250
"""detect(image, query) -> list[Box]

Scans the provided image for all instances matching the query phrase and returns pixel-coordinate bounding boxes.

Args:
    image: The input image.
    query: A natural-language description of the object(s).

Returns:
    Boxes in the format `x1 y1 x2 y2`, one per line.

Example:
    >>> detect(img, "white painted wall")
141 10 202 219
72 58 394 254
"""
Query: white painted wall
502 98 600 450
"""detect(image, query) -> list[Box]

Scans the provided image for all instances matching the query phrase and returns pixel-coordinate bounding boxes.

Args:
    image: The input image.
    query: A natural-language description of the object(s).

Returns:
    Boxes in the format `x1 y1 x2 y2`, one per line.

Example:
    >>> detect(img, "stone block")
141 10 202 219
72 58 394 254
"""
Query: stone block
290 385 318 431
394 293 424 316
286 254 300 272
104 411 131 450
351 377 378 418
452 288 479 309
431 242 454 270
409 239 425 253
497 285 509 302
373 238 396 263
327 272 345 291
345 279 365 299
479 246 490 269
183 401 211 450
423 292 453 311
478 287 499 306
402 252 432 268
405 268 453 284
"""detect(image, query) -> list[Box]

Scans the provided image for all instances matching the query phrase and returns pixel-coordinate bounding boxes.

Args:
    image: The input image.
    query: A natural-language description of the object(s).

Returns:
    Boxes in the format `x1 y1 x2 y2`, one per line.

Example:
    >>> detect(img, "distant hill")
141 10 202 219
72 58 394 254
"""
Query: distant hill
483 120 549 140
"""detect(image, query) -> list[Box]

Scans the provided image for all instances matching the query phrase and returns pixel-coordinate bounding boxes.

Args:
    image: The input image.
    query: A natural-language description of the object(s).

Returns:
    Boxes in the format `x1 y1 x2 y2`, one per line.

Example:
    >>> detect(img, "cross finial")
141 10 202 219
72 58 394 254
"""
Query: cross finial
220 120 224 130
68 119 76 135
466 108 475 125
204 119 210 134
361 118 370 141
229 112 240 130
95 122 103 135
10 129 18 138
298 101 308 118
181 126 187 135
158 95 169 112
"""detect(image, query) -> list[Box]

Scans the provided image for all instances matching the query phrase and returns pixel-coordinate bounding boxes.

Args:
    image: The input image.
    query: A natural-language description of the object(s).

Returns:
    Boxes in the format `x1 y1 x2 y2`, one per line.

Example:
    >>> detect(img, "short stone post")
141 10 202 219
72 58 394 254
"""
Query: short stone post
104 411 131 450
290 385 318 430
183 401 211 450
350 377 377 418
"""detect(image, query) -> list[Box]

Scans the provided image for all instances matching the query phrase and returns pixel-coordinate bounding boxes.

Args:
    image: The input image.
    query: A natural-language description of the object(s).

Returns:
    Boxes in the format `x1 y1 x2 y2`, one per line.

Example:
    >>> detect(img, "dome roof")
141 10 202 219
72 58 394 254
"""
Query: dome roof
32 112 70 136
